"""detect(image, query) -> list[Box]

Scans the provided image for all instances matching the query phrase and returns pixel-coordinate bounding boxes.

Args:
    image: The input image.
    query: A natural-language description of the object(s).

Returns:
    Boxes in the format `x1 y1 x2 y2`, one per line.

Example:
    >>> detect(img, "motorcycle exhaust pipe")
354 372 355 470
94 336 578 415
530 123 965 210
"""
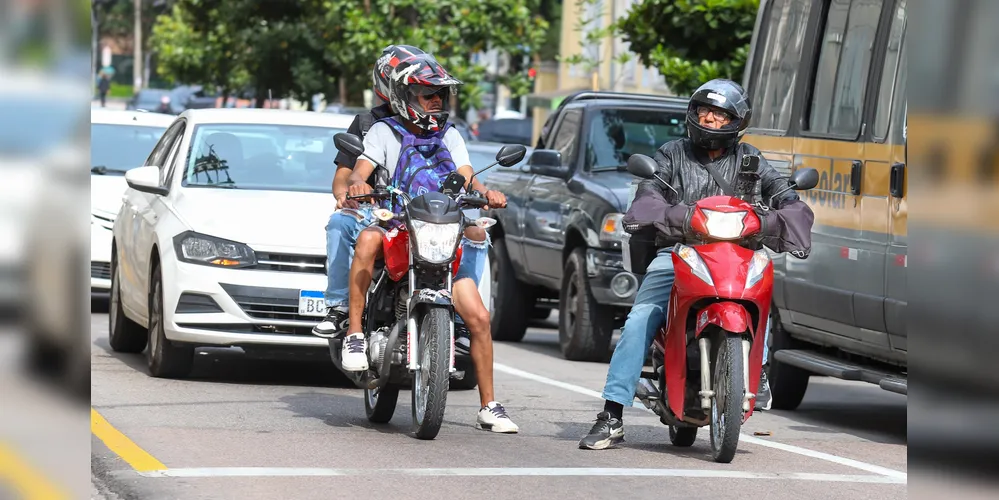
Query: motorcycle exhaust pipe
698 337 713 410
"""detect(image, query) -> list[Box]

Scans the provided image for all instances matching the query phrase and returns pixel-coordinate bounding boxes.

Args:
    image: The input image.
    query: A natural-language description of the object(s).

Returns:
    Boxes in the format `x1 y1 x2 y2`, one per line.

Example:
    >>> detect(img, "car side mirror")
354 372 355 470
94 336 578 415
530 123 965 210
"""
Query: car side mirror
626 154 658 179
125 166 168 196
334 132 364 158
528 149 569 179
496 145 528 167
790 167 819 190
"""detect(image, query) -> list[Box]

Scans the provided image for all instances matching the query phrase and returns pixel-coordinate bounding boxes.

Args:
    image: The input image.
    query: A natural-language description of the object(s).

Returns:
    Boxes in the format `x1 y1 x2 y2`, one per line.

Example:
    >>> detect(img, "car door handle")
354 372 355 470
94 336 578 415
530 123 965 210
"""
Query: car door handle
889 162 905 198
849 160 863 195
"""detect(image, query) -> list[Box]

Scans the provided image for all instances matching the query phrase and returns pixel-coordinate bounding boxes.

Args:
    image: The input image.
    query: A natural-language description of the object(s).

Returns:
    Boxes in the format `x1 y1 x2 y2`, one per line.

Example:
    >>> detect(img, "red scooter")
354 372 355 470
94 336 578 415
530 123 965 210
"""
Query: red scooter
623 154 818 463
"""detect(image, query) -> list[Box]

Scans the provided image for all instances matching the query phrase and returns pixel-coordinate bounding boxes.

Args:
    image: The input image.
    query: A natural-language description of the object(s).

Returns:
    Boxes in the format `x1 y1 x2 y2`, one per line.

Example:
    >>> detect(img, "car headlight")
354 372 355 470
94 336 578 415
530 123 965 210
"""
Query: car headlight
600 213 627 242
675 244 714 286
701 209 746 240
411 221 461 264
745 249 771 289
173 231 257 268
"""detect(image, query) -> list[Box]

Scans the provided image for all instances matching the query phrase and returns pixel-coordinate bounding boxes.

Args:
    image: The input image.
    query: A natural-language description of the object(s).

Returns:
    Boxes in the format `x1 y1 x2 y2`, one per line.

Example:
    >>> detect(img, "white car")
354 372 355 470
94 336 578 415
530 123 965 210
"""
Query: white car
90 109 175 297
108 108 490 378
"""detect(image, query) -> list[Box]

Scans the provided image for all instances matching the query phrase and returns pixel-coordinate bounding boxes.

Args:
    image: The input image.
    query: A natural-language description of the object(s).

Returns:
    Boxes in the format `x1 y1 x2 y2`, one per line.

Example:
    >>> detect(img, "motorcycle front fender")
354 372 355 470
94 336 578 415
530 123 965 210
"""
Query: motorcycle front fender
694 301 753 337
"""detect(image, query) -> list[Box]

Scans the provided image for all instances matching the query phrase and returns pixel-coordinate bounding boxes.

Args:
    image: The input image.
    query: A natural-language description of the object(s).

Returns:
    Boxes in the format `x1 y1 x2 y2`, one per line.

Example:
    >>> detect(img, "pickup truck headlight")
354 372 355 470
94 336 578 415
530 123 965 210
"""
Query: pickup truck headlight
173 231 257 268
600 213 627 242
411 220 461 264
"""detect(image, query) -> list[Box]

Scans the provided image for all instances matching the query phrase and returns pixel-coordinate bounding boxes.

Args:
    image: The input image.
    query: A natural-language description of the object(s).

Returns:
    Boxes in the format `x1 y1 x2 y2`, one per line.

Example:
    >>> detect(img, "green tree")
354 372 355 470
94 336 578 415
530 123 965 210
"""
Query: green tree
616 0 758 95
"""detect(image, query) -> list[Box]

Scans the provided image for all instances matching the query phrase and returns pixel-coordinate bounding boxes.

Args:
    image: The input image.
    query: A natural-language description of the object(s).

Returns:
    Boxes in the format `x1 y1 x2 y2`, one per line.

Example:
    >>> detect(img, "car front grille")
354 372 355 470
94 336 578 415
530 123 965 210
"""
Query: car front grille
91 262 111 280
253 252 326 274
220 283 324 324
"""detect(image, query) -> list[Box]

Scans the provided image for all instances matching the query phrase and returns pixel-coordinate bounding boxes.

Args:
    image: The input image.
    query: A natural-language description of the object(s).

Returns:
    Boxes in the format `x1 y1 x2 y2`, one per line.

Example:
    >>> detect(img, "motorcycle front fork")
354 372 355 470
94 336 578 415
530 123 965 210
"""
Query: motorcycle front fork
405 270 455 374
697 337 756 412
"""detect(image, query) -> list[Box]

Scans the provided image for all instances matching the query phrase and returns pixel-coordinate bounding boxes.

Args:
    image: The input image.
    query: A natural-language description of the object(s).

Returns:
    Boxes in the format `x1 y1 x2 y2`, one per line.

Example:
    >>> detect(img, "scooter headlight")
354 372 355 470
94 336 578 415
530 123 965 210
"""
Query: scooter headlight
701 209 747 240
675 244 714 286
745 249 771 289
411 220 461 264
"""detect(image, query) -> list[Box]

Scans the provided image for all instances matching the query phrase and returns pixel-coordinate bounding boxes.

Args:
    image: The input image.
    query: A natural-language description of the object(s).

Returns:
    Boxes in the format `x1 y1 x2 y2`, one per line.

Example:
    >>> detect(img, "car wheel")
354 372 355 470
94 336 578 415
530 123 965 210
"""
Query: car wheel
559 247 613 362
146 263 194 378
488 238 530 342
108 250 147 353
767 307 810 410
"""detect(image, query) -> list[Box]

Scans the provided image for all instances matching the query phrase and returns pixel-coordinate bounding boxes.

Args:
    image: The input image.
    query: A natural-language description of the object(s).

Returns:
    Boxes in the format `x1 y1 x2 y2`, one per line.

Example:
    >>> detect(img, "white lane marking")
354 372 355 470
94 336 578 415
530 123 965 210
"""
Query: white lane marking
493 362 907 481
136 467 904 483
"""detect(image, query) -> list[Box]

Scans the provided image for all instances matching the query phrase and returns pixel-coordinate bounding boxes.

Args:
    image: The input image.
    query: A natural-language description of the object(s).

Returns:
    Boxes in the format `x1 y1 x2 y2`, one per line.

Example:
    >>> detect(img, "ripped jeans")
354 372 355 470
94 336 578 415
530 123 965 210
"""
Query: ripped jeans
324 208 490 325
601 248 772 407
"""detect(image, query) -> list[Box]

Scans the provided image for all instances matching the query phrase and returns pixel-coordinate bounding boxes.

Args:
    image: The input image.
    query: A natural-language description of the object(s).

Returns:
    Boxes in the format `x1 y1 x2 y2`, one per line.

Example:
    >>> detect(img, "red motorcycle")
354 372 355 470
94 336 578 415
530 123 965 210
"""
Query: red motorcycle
623 154 817 463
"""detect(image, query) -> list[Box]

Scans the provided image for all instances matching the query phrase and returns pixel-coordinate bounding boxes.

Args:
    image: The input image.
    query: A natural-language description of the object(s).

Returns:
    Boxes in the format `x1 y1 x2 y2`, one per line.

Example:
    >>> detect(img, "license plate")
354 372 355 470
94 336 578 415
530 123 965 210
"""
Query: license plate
298 290 327 317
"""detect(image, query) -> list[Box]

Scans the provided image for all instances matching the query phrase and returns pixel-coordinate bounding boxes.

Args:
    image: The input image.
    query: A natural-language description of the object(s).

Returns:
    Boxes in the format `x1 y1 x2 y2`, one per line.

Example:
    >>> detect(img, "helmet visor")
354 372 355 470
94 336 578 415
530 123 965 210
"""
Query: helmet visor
409 85 451 98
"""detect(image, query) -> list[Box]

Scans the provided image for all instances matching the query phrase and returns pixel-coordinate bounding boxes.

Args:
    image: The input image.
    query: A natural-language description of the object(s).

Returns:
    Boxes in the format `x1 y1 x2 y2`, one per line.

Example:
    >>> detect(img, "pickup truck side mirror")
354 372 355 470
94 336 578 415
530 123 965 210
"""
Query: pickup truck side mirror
528 149 570 179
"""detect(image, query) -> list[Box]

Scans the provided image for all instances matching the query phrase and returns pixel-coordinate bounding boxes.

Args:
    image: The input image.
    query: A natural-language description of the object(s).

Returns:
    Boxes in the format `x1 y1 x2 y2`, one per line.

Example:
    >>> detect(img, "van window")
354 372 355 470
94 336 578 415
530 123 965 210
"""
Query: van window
748 0 813 132
889 35 907 146
873 0 906 141
807 0 885 138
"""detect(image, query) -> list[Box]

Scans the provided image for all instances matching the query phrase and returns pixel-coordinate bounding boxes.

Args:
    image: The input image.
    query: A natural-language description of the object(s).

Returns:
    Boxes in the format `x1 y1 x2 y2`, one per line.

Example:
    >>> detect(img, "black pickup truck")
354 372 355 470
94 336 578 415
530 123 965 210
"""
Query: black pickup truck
482 91 689 361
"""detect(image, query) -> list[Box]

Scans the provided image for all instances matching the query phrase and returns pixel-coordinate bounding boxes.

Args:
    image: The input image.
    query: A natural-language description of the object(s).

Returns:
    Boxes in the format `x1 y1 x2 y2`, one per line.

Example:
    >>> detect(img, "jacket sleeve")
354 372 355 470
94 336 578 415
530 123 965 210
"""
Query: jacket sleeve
758 199 815 258
621 147 692 241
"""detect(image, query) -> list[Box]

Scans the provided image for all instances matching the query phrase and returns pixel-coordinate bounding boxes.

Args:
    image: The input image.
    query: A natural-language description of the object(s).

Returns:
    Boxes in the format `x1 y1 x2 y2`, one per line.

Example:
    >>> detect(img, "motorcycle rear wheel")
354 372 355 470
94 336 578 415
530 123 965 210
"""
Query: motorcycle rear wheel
365 383 400 423
710 334 745 463
411 307 451 440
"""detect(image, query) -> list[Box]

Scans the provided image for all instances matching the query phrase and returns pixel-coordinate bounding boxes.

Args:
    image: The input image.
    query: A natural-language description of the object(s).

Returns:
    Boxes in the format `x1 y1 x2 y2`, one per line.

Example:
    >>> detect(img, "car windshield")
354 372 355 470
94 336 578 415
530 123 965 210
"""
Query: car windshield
91 123 168 174
586 108 687 172
182 123 344 192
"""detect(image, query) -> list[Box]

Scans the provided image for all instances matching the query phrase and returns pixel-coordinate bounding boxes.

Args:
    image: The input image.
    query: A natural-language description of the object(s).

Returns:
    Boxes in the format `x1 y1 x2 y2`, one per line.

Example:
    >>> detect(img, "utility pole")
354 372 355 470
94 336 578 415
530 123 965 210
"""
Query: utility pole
133 0 143 93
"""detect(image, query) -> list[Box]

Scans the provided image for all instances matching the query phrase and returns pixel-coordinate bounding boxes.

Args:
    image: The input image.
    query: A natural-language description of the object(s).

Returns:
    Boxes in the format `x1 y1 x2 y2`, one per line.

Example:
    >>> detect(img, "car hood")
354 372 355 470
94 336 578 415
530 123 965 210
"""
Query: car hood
591 171 637 212
173 188 336 252
90 175 129 216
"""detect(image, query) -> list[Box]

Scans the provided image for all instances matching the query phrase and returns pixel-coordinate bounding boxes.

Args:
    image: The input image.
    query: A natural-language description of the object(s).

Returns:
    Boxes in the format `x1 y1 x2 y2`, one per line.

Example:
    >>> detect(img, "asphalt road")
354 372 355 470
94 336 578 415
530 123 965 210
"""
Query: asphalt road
89 307 907 500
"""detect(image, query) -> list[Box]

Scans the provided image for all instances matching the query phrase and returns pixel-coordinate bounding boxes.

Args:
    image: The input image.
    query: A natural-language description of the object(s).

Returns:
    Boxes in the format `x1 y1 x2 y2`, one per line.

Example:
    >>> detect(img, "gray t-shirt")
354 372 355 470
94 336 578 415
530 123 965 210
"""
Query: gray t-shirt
361 122 472 178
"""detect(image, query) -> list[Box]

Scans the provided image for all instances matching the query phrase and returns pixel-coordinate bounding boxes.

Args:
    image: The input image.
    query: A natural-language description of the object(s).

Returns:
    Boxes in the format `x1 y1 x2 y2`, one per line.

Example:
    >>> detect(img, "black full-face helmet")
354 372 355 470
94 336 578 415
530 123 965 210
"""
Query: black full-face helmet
685 78 752 151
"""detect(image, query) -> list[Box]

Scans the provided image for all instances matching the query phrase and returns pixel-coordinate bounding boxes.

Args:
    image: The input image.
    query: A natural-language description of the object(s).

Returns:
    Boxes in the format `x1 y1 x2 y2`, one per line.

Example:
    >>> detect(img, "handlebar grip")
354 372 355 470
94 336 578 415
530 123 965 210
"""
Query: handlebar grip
347 191 389 201
462 196 489 208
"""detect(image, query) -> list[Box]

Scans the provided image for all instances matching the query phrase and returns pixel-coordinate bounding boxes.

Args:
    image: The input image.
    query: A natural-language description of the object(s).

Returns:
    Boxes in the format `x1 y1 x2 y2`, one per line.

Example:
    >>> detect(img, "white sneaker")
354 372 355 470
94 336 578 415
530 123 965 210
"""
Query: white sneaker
476 402 519 433
341 333 369 371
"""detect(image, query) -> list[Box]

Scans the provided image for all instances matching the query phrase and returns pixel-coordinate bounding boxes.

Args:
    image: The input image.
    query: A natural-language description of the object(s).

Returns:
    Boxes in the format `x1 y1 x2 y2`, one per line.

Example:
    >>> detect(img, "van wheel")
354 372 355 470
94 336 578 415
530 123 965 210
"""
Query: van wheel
559 248 613 362
488 238 529 342
767 308 810 410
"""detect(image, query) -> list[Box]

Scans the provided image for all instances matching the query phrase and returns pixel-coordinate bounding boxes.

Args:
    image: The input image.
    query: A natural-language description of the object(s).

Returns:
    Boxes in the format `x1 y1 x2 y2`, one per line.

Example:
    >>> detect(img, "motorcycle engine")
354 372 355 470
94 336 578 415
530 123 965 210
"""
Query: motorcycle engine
368 327 390 368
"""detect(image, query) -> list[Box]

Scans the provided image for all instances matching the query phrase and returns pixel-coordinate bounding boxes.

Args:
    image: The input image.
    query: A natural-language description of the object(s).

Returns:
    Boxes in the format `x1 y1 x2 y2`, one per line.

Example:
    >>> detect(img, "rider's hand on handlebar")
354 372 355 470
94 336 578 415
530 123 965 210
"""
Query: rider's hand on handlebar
336 192 359 210
347 182 374 199
484 189 507 209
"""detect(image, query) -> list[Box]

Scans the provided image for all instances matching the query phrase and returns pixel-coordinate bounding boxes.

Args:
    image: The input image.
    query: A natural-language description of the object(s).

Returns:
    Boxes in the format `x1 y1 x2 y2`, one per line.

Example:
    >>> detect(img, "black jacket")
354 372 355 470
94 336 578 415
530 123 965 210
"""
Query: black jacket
622 138 815 259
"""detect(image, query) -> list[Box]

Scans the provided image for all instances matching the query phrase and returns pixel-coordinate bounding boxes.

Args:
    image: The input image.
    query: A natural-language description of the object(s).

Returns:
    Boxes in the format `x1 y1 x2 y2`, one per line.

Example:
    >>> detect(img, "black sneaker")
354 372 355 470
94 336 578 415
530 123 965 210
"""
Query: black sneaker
455 323 471 356
755 368 773 411
578 411 624 450
312 307 348 338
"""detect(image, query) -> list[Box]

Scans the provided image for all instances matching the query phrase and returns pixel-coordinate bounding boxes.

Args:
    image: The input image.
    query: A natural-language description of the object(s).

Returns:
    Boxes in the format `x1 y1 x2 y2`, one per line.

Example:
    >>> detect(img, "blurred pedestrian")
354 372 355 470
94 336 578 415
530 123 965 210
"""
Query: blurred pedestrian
97 74 111 108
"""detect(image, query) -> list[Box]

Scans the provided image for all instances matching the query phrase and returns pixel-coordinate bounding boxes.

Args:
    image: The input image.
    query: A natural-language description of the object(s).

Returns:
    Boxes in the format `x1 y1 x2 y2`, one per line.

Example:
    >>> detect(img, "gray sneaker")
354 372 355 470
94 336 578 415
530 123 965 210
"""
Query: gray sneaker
755 369 773 411
578 412 624 450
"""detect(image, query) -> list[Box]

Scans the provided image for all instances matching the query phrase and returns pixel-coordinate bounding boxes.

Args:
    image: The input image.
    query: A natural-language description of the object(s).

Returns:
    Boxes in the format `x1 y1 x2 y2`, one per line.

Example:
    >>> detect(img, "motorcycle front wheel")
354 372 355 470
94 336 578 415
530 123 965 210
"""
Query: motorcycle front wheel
710 334 745 463
411 307 451 440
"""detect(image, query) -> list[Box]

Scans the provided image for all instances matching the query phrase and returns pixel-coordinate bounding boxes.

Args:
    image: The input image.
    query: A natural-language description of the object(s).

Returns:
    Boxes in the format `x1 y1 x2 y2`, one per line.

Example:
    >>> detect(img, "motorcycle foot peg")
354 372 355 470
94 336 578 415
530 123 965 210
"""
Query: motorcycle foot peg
451 370 465 380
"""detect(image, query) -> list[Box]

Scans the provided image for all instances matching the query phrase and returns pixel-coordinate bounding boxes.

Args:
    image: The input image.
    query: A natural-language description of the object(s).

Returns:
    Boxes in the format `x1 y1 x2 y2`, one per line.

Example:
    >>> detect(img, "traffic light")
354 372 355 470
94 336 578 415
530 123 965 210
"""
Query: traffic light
527 67 537 79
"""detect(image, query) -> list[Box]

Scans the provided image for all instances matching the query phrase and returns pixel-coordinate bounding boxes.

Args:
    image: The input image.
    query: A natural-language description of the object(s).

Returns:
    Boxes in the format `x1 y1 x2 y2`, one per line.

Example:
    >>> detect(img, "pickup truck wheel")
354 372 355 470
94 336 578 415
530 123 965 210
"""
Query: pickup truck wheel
488 239 529 342
559 248 613 362
767 308 810 410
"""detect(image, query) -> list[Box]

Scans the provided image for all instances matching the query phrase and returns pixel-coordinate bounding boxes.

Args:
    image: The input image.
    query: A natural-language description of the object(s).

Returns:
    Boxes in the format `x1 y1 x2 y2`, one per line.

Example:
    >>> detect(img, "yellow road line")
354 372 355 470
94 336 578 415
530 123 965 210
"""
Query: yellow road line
0 443 70 500
91 408 166 472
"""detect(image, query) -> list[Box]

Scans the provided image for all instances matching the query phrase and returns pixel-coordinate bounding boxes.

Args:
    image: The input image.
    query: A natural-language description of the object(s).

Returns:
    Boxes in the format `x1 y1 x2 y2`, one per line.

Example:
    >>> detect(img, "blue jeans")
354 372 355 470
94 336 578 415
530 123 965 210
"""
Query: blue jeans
601 249 772 407
324 208 490 323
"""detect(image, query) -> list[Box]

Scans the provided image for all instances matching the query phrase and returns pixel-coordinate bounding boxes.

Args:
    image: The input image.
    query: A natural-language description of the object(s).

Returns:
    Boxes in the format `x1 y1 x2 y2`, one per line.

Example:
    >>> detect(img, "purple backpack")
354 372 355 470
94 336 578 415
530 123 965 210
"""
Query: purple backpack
379 117 458 217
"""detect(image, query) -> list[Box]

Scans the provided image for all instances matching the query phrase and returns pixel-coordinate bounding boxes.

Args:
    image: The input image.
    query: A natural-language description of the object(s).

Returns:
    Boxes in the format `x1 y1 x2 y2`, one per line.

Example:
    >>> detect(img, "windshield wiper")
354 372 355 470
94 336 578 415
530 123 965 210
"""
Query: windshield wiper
91 166 129 175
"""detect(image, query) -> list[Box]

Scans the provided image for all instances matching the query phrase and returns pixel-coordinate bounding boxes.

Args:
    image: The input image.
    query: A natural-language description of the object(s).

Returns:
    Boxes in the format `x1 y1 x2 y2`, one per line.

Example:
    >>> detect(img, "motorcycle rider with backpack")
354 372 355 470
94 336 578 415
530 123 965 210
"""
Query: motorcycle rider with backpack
341 47 519 434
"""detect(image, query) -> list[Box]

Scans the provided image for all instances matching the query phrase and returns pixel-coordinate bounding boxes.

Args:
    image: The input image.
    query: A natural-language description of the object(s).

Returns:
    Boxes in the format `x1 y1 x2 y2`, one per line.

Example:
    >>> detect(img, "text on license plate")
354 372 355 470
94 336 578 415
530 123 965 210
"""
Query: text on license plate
298 290 327 317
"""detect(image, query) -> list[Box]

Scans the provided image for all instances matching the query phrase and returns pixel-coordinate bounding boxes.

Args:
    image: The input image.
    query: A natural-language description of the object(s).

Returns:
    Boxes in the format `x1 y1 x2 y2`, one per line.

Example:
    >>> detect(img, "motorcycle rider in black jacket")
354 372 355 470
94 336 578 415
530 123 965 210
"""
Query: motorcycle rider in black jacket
578 79 815 450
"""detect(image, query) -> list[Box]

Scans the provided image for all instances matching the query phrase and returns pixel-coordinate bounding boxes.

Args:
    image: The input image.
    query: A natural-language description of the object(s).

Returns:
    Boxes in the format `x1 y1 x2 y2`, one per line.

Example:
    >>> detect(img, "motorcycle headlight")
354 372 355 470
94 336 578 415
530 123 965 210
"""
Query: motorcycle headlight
745 249 771 289
411 221 461 264
173 231 257 268
675 244 714 286
701 209 746 240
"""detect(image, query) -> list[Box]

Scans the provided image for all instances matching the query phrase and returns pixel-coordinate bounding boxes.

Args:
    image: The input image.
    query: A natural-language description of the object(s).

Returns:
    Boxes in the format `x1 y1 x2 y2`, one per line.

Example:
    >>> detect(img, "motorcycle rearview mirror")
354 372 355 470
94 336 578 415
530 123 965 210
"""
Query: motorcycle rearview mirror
466 144 528 192
627 154 679 197
768 167 819 205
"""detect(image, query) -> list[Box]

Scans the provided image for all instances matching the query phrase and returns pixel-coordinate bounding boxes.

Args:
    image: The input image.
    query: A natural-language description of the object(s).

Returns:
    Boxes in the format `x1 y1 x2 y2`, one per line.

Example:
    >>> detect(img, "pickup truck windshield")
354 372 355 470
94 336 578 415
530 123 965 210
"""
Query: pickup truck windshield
587 108 686 172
